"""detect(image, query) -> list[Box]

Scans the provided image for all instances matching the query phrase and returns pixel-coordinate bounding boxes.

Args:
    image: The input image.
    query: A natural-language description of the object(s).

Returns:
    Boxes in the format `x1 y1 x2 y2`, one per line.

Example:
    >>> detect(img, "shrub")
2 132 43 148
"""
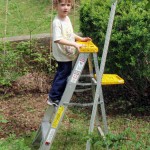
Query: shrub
0 42 23 86
80 0 150 107
0 40 53 86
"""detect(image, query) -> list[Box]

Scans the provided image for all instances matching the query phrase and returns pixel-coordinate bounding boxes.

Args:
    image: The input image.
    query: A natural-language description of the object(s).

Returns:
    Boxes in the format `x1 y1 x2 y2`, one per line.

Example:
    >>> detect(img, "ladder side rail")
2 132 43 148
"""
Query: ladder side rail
99 0 118 78
92 53 106 131
88 54 96 98
92 53 104 133
42 106 56 122
32 126 42 147
87 53 102 132
86 1 118 150
93 51 108 135
98 0 118 134
39 53 89 150
86 52 103 150
32 106 56 146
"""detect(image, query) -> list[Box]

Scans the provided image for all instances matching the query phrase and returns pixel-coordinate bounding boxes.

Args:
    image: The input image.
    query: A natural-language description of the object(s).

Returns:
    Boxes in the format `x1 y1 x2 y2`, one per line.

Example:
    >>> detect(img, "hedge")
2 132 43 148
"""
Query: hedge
80 0 150 107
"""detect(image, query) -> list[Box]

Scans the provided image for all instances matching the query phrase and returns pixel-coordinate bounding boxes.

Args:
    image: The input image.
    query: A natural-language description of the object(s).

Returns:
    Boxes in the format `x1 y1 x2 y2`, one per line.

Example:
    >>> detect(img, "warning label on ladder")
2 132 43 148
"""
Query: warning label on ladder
71 70 80 83
51 106 64 128
71 59 85 83
45 128 56 145
75 60 85 72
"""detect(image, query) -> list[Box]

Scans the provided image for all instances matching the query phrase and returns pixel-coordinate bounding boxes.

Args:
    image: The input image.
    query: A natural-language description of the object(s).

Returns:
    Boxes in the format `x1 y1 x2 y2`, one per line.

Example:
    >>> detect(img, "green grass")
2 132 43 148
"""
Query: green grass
0 108 149 150
0 0 80 38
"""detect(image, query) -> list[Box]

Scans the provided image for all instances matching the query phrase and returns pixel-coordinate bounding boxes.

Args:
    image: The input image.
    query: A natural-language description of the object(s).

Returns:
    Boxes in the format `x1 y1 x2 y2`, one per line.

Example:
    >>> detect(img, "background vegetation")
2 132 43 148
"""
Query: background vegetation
0 0 51 37
0 0 79 38
0 108 149 150
80 0 150 109
0 0 149 149
0 0 80 85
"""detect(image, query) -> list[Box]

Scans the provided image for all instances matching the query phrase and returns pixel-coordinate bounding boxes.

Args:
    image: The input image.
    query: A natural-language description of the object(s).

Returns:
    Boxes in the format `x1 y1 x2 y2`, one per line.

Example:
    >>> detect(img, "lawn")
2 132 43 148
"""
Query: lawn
0 94 149 150
0 0 80 38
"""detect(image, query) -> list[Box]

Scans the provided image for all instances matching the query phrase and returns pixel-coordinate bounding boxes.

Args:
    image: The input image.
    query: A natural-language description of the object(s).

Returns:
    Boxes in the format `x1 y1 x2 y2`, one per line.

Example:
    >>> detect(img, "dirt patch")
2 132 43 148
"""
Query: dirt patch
0 71 91 138
0 93 91 139
0 72 53 138
0 93 47 138
0 72 149 139
0 72 53 97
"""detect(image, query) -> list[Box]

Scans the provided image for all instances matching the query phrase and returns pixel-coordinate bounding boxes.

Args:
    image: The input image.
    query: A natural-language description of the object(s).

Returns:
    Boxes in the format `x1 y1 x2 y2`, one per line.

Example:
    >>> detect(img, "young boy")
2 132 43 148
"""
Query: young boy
47 0 91 106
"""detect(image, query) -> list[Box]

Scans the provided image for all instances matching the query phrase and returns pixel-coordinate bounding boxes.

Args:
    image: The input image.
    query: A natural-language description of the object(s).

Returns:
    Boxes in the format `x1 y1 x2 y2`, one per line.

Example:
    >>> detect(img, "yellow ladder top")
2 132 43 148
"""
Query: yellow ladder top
77 41 98 53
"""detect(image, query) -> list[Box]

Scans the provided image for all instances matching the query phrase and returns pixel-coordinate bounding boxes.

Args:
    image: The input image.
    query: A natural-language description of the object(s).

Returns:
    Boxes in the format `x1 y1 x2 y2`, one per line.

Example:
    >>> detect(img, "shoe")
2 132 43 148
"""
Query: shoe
47 98 59 107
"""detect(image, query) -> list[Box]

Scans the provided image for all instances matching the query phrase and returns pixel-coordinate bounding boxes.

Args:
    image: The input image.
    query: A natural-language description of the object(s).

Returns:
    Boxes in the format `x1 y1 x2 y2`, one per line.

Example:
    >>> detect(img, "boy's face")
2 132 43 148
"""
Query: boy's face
56 0 72 18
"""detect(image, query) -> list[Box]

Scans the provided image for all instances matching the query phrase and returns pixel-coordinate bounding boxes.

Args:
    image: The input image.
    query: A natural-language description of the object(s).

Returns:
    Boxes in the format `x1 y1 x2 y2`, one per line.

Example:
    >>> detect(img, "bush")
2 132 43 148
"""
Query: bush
0 40 53 86
0 42 24 86
80 0 150 107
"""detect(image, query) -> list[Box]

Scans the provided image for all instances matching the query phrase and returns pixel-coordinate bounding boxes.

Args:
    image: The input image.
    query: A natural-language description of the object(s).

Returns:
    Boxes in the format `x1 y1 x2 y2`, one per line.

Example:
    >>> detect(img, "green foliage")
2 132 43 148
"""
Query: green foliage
16 40 53 73
0 115 8 123
80 0 150 105
0 134 31 150
0 109 149 150
0 42 24 86
0 0 51 37
0 40 53 86
0 0 80 37
88 128 149 150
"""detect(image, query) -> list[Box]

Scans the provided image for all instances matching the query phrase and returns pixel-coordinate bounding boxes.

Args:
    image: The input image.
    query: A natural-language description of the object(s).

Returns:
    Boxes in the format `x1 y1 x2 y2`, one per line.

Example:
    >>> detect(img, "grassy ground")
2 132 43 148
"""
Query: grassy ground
50 109 150 150
0 0 80 38
0 103 149 150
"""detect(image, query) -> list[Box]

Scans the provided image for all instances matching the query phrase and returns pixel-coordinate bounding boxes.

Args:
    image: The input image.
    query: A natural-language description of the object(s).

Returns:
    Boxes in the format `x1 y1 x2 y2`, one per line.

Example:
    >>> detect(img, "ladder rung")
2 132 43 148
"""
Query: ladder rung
75 88 91 92
77 82 92 86
97 126 105 138
80 74 92 78
63 102 103 107
91 78 97 84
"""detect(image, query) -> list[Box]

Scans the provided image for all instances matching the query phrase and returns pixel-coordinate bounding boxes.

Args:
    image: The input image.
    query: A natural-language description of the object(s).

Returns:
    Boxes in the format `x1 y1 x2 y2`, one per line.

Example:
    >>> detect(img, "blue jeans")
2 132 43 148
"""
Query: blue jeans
49 61 72 101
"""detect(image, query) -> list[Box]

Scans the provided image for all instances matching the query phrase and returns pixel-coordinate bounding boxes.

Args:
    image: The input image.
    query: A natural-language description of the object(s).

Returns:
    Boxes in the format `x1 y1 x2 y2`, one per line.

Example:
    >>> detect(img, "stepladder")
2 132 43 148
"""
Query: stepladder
32 41 124 150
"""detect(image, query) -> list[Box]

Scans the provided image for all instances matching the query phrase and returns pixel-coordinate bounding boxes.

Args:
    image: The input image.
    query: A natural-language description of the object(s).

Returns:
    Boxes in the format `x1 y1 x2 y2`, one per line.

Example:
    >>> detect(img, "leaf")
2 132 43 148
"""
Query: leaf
145 1 150 9
0 115 8 123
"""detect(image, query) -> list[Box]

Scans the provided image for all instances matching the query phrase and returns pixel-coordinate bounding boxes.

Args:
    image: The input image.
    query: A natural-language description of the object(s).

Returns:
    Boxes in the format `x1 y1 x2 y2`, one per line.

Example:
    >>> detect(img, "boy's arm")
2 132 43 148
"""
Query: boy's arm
74 34 92 42
55 35 92 52
55 39 82 52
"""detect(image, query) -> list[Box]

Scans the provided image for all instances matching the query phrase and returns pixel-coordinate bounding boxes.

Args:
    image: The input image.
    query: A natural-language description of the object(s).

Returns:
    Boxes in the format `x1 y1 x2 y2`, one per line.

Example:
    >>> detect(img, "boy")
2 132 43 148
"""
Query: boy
47 0 91 106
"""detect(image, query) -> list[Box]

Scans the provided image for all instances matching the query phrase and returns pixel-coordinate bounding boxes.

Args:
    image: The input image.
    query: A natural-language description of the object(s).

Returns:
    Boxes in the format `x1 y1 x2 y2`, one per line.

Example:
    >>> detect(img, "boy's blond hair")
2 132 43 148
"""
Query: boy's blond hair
53 0 73 7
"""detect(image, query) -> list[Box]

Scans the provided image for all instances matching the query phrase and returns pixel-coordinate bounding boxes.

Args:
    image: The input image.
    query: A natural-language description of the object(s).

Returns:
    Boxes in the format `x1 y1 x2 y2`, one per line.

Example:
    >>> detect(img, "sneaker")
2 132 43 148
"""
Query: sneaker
47 98 59 107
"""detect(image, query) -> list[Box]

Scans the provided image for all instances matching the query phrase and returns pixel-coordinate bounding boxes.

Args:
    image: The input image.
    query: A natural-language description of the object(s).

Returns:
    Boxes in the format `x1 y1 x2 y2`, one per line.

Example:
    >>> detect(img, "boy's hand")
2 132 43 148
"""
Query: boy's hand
74 42 83 52
81 37 92 42
75 37 92 52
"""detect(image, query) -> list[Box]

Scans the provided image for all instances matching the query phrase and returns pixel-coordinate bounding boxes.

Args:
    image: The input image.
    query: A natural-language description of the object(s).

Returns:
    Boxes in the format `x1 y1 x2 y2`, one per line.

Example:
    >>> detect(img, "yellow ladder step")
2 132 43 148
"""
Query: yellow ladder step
94 74 124 85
